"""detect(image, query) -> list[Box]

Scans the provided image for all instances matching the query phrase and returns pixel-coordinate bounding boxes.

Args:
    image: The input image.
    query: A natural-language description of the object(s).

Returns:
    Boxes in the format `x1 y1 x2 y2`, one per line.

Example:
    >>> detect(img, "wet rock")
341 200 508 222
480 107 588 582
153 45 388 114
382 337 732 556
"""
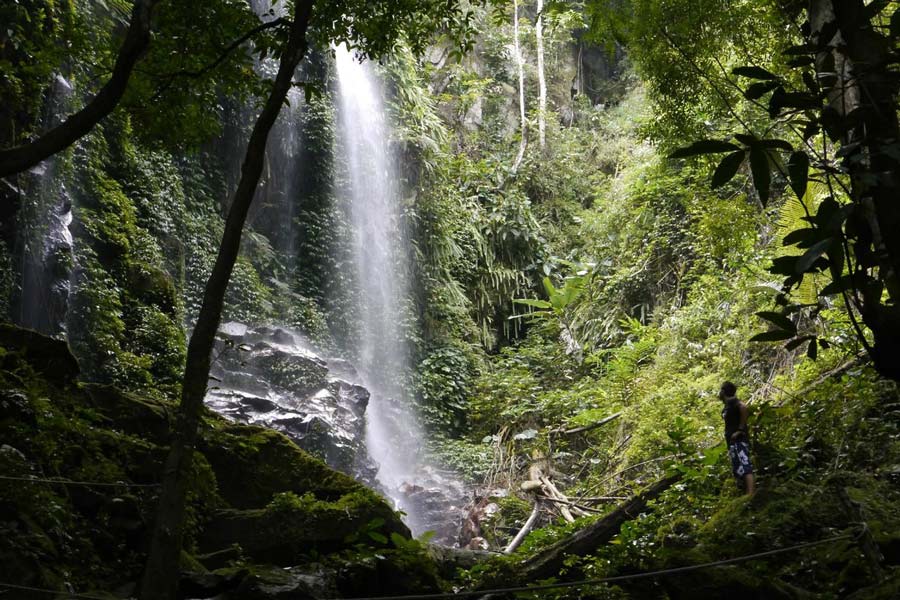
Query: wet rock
222 566 319 600
396 466 469 545
427 544 494 579
196 546 243 571
198 423 362 510
205 323 470 543
205 324 369 477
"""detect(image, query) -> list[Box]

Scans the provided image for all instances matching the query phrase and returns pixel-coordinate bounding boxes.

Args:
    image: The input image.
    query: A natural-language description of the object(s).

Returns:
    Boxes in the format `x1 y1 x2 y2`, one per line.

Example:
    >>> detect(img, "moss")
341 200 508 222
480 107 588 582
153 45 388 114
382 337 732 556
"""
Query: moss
199 421 361 508
200 489 407 564
0 325 423 595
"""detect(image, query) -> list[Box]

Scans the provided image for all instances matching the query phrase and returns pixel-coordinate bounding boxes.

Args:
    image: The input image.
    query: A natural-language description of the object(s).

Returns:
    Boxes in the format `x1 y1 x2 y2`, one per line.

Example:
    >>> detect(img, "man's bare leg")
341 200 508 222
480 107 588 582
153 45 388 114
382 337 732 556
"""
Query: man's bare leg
744 474 756 495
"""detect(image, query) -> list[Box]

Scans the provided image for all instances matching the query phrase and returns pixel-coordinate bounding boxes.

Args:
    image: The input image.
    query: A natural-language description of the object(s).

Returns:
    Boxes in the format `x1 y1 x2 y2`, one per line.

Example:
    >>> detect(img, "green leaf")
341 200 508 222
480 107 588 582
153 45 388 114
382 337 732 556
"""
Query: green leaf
417 530 436 543
770 255 800 276
669 140 739 158
785 335 813 351
367 531 388 544
760 139 793 151
749 146 771 205
787 151 810 199
756 311 796 333
390 532 409 548
796 238 833 273
744 81 779 100
711 151 745 188
733 66 778 80
820 276 853 296
513 298 552 309
782 227 816 247
807 338 818 360
750 330 796 342
891 9 900 39
542 276 557 299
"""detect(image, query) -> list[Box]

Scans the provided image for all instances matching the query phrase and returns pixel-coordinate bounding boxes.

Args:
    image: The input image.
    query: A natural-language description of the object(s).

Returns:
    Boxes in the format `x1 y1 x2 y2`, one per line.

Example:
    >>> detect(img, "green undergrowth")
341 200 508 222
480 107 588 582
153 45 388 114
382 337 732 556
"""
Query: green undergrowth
0 326 440 598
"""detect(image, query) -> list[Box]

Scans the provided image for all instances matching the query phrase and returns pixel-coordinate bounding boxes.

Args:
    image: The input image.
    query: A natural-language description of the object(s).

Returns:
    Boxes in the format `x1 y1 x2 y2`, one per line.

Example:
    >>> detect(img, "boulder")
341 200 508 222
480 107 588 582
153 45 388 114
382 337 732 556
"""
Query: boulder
199 490 409 565
205 325 369 478
0 324 79 384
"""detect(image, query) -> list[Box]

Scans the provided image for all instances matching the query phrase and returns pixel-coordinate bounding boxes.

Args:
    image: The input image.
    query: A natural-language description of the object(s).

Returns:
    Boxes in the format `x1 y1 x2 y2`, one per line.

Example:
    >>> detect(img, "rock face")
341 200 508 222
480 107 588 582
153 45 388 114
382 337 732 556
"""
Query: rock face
205 323 472 546
207 323 376 480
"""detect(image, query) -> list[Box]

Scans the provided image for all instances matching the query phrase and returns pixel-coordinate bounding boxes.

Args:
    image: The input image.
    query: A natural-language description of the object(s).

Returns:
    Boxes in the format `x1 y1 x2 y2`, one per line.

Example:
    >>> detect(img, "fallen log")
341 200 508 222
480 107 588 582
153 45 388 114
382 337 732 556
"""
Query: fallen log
504 500 543 554
550 411 623 435
539 476 582 521
489 475 680 584
536 495 603 514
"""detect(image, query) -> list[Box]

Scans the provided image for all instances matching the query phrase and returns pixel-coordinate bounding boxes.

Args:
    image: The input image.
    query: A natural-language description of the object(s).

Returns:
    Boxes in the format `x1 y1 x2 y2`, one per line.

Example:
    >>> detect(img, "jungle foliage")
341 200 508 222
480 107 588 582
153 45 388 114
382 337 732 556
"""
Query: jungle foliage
1 0 900 598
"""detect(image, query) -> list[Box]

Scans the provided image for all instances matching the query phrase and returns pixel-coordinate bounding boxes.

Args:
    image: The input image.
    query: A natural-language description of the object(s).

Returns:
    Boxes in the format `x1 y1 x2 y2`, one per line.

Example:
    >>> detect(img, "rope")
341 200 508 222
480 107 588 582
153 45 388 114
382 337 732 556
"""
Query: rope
0 475 159 488
0 582 119 599
327 531 857 600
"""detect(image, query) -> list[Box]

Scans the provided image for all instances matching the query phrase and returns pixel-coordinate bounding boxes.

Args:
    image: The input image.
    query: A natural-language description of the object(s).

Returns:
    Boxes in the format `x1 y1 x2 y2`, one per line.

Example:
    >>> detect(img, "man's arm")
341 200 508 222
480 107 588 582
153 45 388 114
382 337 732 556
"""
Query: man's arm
730 402 750 441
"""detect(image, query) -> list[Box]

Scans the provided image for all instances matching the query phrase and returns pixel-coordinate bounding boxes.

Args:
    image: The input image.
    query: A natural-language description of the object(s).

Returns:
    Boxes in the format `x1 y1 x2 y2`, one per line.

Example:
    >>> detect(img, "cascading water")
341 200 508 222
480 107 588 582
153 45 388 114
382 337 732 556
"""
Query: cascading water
11 74 75 336
334 47 466 540
333 45 426 527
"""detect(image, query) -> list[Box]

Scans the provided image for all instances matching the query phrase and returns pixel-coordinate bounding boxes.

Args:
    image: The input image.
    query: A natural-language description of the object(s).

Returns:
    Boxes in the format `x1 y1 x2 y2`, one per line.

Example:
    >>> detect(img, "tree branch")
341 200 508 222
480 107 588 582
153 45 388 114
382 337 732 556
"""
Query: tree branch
149 17 289 101
0 0 161 179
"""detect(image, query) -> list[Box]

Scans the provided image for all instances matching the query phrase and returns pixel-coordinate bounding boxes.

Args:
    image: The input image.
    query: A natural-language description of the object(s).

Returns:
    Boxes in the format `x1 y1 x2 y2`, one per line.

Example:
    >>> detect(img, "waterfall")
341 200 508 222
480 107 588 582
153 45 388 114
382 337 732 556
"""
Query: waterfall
12 74 75 336
333 46 432 534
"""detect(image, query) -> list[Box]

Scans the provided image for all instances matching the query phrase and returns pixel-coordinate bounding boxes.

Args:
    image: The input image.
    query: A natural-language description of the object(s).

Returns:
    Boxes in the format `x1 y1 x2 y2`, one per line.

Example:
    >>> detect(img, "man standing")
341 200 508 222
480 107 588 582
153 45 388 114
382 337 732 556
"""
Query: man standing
720 381 756 495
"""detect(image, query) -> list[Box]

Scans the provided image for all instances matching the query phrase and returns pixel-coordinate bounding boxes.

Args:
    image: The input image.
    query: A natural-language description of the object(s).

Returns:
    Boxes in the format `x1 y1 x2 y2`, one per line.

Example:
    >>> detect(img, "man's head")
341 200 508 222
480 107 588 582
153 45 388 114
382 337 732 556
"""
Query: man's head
719 381 737 401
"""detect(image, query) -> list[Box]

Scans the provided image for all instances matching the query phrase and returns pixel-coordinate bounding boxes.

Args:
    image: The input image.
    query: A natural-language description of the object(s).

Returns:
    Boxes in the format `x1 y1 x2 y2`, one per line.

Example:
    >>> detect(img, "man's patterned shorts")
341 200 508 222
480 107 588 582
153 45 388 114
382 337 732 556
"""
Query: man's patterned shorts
728 440 753 479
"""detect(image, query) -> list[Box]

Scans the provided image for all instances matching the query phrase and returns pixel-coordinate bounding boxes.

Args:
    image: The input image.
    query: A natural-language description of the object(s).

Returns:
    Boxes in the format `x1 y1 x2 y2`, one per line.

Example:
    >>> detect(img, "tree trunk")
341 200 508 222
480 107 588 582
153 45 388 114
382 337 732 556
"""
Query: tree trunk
512 0 528 173
482 475 679 587
810 0 900 380
138 3 314 598
0 0 161 179
536 0 547 150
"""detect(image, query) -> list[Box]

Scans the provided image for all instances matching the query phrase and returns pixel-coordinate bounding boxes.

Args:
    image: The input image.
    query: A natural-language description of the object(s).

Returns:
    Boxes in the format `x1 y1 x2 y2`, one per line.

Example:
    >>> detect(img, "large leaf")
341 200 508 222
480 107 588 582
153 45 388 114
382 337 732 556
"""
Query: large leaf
756 311 797 333
513 298 552 309
796 238 833 273
749 146 772 205
669 140 739 158
787 151 810 200
542 276 557 299
820 275 853 296
770 255 800 276
744 81 779 100
733 66 778 80
750 330 796 342
760 139 793 151
782 227 816 247
807 338 818 360
711 151 745 188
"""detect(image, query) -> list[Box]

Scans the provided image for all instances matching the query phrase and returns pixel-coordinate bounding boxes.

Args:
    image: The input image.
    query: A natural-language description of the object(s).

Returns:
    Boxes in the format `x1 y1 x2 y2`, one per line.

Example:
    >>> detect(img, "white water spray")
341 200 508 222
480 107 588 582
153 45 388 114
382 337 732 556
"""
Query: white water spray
333 46 431 533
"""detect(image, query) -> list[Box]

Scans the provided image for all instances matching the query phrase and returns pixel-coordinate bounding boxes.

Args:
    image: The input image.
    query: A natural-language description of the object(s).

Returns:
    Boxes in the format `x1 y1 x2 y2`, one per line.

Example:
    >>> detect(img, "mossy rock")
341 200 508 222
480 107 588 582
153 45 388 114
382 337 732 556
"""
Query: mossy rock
0 323 79 384
200 490 408 564
657 564 812 600
126 261 179 316
81 383 173 442
251 347 328 396
199 422 360 509
687 474 900 595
